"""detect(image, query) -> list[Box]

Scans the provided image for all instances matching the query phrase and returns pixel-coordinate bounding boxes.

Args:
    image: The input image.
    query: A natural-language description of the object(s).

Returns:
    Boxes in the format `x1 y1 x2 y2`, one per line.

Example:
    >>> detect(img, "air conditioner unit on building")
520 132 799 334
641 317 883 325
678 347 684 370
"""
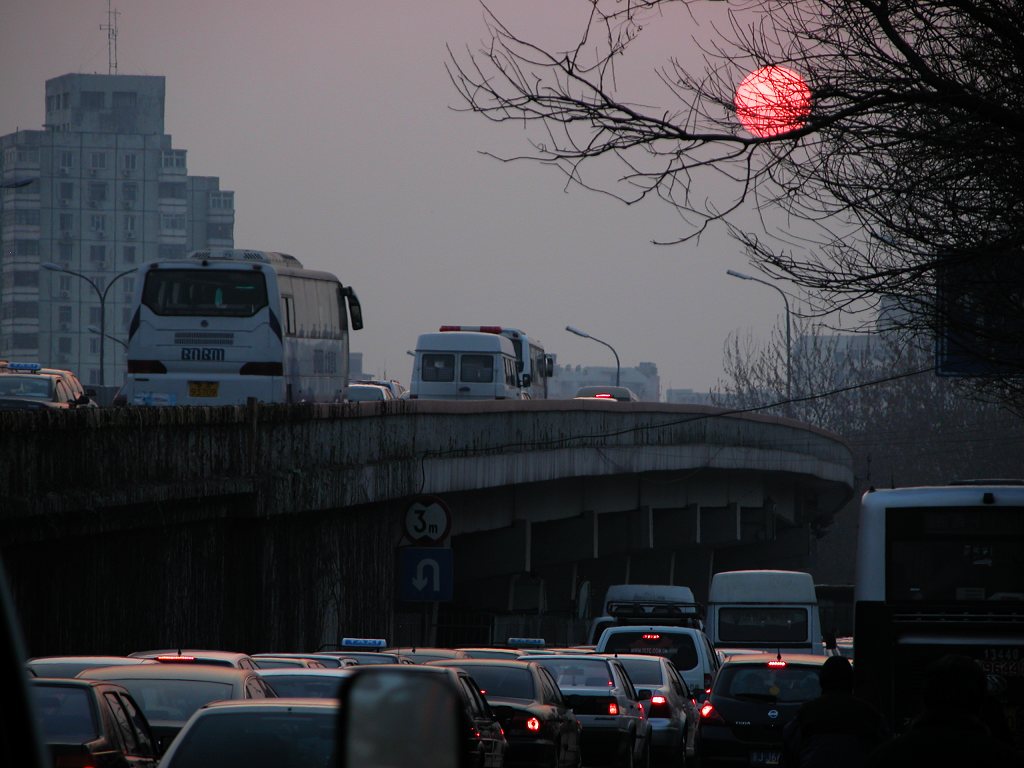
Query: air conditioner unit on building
124 230 135 240
59 290 70 299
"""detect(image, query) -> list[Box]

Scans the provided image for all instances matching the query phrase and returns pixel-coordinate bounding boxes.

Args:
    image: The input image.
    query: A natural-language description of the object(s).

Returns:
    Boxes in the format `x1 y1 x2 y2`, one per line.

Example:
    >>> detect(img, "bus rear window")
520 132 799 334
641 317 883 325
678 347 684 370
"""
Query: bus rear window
718 608 809 643
460 354 494 383
142 270 268 317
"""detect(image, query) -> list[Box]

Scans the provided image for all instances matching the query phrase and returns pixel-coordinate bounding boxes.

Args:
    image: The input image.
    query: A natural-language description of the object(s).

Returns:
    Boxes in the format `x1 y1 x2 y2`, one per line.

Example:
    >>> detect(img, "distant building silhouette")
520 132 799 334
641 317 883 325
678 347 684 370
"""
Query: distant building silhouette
0 73 234 387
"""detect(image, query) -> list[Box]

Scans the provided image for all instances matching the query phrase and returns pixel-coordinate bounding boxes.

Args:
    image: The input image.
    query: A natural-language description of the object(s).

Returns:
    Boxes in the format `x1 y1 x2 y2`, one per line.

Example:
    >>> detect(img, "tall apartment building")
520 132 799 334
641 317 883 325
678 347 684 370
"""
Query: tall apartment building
0 73 234 388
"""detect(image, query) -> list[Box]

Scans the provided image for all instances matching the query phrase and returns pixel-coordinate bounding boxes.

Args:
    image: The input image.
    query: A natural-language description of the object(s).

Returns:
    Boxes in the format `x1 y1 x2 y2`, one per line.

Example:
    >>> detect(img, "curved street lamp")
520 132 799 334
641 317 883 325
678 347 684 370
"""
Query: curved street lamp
42 263 137 386
726 269 792 405
565 325 621 386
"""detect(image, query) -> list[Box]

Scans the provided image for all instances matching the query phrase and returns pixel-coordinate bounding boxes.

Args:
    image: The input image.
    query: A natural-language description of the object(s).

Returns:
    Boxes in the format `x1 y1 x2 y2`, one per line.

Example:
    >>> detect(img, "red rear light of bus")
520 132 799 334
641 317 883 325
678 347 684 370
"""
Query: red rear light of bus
127 360 167 374
240 362 284 376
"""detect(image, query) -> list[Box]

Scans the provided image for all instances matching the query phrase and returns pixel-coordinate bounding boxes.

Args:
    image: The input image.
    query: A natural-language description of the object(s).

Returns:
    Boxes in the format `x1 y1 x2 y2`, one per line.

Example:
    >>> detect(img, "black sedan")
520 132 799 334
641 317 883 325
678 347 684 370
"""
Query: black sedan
695 653 828 767
430 659 582 768
32 677 159 768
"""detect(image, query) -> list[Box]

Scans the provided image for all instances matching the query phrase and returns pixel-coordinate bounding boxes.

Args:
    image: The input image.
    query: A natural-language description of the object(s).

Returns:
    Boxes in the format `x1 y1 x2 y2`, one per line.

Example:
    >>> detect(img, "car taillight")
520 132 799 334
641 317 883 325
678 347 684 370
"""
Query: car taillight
56 756 96 768
527 717 541 732
127 360 167 374
700 702 726 725
607 701 619 716
240 362 284 376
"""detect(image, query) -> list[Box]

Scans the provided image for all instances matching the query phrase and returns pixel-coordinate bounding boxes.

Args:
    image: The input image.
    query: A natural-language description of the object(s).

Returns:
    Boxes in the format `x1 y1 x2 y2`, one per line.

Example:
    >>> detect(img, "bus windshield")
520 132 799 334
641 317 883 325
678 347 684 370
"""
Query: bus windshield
142 270 269 317
886 506 1024 602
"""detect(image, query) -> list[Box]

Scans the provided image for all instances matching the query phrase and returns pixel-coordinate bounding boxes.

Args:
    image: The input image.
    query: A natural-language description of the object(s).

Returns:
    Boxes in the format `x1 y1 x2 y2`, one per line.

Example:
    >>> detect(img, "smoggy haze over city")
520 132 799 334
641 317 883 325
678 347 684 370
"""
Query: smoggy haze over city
1 0 799 394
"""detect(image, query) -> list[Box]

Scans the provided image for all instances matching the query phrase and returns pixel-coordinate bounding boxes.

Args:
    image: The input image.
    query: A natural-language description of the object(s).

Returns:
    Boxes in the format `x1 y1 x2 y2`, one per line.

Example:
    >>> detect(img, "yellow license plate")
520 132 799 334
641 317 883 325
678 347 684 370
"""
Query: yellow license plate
188 381 219 397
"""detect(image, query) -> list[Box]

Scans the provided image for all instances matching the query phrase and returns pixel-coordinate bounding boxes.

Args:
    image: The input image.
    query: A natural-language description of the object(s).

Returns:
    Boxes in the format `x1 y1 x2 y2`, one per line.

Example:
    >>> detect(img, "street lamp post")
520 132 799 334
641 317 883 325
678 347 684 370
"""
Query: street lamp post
86 324 127 351
726 269 792 404
565 325 621 386
42 263 136 386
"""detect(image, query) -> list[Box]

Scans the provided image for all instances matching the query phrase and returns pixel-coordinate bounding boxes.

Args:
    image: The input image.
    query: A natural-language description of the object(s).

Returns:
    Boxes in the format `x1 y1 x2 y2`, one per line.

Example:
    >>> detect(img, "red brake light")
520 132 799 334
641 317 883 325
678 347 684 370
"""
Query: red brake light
700 703 715 718
56 757 96 768
155 654 197 662
767 660 787 668
608 701 619 716
527 717 541 732
642 633 661 640
594 393 614 398
651 695 667 705
700 702 726 725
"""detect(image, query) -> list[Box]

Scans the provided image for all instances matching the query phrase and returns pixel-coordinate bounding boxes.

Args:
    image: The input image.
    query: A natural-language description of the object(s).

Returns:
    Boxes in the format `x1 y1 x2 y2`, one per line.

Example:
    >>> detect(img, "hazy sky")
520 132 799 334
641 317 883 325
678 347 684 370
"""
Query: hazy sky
0 0 796 394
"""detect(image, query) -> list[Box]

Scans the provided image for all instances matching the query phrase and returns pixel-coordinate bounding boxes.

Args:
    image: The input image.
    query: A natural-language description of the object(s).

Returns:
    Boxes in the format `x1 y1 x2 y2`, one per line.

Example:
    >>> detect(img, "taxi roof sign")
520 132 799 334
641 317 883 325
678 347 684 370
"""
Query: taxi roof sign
341 638 388 649
507 637 546 648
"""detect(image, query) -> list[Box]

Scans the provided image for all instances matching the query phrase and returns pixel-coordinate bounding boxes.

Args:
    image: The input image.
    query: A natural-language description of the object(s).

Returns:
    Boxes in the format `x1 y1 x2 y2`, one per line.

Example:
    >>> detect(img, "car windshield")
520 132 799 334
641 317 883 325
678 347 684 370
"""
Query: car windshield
168 711 336 768
531 658 611 688
261 677 344 698
617 657 664 686
0 375 53 398
461 667 535 699
35 687 99 743
716 664 822 704
109 679 234 722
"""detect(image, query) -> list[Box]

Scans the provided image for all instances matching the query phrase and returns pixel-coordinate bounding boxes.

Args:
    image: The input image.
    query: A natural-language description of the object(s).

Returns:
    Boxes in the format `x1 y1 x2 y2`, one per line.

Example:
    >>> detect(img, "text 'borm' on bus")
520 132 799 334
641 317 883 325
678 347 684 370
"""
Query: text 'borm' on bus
119 249 362 406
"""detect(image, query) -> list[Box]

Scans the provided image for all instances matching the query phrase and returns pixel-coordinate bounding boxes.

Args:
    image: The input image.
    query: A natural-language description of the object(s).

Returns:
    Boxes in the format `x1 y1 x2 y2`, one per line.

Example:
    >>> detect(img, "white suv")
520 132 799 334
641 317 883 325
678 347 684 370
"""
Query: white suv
595 625 721 695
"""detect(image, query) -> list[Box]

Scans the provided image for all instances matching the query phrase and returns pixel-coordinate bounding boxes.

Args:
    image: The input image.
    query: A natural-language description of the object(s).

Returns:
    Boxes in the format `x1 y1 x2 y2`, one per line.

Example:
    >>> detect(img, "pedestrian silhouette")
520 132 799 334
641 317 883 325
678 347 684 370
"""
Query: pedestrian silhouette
867 654 1022 768
780 655 889 768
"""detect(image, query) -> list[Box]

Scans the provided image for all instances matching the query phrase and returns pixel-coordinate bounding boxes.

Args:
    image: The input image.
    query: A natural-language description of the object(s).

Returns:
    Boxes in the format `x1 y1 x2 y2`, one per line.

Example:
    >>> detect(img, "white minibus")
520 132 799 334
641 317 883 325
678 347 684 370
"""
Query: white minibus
706 570 825 655
409 332 523 400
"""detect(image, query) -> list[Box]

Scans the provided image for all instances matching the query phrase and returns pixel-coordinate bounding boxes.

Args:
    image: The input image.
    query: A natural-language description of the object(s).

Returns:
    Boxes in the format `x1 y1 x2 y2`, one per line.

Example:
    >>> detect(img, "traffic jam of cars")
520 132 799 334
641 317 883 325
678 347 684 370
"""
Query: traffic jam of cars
23 627 860 768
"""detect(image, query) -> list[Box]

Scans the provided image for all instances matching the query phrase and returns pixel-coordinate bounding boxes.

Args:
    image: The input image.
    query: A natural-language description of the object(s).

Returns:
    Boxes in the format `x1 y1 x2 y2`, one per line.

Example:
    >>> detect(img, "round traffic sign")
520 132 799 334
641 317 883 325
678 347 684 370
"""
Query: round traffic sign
404 496 451 544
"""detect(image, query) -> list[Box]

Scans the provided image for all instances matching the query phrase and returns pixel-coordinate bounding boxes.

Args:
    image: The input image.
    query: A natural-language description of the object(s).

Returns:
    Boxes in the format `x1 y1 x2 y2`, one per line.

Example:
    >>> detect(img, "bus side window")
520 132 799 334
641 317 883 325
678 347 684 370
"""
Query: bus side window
282 295 296 335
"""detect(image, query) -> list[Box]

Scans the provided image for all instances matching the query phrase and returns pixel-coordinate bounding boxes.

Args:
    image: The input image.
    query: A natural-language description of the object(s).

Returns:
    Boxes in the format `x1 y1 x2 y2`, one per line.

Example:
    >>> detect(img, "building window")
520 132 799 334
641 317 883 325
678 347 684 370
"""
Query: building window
58 243 73 264
112 91 137 108
14 210 41 225
158 244 185 260
80 91 106 109
160 149 186 169
88 306 101 326
89 151 107 170
58 336 72 355
90 244 107 263
59 181 74 201
122 152 137 172
15 240 40 256
160 213 186 231
207 222 232 240
59 150 74 171
88 182 107 204
58 305 72 325
124 214 136 234
89 337 100 355
122 182 137 203
210 191 234 210
59 275 72 293
12 271 38 287
90 214 106 234
158 182 187 199
122 245 136 264
59 213 73 231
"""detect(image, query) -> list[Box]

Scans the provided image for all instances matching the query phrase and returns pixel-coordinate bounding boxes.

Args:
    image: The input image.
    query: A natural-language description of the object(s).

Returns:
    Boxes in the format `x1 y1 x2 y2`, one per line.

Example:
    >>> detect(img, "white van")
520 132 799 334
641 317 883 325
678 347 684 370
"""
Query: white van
409 331 524 400
587 584 703 645
706 570 825 655
595 625 721 694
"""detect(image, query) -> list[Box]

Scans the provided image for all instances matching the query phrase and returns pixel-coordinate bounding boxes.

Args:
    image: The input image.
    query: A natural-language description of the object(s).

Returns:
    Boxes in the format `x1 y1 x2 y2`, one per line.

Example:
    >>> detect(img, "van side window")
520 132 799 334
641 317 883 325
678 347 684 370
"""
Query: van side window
422 354 455 382
459 354 494 383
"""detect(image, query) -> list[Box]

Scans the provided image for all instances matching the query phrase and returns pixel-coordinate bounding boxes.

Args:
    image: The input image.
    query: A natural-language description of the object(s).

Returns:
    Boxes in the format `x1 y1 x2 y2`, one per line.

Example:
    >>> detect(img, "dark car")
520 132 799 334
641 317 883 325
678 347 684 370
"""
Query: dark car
77 663 276 754
695 653 828 767
28 656 158 679
430 659 583 768
253 668 354 698
528 654 651 768
32 677 159 768
615 653 698 767
251 653 353 669
157 698 339 768
391 647 471 664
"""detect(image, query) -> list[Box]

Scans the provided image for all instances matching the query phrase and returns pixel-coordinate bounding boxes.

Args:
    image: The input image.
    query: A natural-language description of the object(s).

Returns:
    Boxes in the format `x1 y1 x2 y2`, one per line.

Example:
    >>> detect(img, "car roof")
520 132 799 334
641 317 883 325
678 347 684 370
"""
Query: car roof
32 677 127 690
199 698 339 712
428 658 535 669
78 664 255 681
254 668 353 677
721 652 829 666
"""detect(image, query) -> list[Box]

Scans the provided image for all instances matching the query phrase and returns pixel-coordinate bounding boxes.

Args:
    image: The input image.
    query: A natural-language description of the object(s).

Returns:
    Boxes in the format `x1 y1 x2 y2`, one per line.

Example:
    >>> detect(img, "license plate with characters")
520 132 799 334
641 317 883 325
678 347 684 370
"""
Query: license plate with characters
188 381 219 397
751 751 781 766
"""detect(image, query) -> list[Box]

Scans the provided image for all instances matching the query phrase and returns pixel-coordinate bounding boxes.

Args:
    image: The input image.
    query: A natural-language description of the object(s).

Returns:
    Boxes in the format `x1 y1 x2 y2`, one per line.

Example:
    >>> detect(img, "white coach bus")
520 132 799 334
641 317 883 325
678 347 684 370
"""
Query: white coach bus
120 249 363 405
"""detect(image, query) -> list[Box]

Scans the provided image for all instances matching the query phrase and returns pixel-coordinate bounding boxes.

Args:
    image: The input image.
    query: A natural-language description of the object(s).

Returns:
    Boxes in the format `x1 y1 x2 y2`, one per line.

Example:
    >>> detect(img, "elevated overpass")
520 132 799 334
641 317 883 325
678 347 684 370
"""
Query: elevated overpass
0 399 854 653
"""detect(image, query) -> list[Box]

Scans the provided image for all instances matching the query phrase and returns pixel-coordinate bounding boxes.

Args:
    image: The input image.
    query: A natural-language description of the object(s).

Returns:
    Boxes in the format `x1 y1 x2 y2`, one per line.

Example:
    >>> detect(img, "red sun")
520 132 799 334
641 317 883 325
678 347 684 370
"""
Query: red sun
734 65 811 138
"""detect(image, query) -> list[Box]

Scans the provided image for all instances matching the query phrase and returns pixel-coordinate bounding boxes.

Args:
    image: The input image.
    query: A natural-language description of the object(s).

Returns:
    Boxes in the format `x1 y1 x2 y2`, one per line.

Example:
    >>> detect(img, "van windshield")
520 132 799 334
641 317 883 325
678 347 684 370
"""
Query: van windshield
600 631 699 671
718 607 809 643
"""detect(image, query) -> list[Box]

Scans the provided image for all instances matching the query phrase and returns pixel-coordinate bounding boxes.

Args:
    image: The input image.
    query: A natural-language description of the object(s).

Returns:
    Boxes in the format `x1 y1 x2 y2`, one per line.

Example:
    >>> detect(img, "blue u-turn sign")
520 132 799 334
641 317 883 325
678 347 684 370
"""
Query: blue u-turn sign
398 547 454 602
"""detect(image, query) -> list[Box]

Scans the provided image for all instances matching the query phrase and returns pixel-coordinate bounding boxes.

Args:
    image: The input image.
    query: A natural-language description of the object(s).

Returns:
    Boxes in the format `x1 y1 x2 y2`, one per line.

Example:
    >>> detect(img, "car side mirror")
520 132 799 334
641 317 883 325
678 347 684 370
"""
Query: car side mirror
337 666 468 768
521 373 532 388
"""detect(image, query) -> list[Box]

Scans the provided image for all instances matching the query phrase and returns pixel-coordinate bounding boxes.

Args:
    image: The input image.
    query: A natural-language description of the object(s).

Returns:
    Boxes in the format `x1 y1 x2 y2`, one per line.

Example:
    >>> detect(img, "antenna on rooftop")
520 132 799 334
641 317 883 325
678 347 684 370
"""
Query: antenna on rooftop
101 0 120 75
